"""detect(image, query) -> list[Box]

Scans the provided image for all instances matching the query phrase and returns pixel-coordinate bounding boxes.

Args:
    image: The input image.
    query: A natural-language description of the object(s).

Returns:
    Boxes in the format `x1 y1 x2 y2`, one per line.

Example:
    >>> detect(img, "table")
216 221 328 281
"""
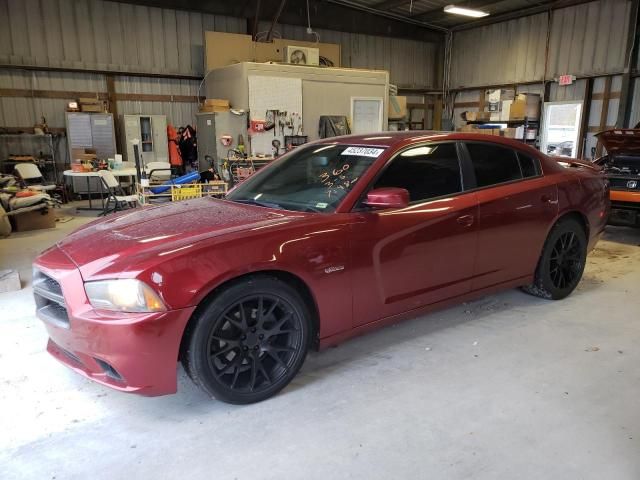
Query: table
63 169 138 211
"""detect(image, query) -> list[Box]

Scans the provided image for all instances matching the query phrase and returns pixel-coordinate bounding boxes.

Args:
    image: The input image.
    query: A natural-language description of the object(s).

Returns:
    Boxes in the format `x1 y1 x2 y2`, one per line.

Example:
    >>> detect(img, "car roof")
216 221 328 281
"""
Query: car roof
320 131 543 153
319 131 447 147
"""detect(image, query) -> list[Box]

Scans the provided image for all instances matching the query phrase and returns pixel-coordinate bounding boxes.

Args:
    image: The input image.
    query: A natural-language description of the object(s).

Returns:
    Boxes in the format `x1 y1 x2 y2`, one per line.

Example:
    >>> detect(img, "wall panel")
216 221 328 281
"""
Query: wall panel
262 21 438 88
451 0 631 89
0 0 245 76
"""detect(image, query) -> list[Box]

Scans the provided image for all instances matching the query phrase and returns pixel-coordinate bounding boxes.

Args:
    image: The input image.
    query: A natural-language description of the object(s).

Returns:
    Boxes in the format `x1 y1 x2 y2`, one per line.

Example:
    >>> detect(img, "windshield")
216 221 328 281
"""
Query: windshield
226 144 386 213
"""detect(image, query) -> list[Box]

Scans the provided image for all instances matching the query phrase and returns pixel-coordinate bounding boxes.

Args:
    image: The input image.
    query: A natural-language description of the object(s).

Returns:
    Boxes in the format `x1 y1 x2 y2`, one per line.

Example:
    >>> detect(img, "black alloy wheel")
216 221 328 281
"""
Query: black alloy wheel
522 217 587 300
207 295 302 393
548 231 583 290
182 276 311 404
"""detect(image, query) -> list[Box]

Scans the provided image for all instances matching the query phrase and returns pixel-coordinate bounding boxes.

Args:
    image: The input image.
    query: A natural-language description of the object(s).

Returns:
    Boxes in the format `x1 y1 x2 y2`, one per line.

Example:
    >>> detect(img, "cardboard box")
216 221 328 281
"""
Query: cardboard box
199 105 231 113
71 148 97 162
458 125 500 136
463 111 477 121
509 93 540 120
78 97 102 104
204 31 342 70
81 103 105 113
476 111 492 121
389 96 407 119
10 209 56 232
503 126 524 139
204 98 230 108
476 128 501 136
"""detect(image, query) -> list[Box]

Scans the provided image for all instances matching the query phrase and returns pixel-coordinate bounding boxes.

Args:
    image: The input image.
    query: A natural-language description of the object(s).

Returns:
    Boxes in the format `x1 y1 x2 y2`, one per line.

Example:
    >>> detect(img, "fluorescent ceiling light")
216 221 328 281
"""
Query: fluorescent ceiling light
443 5 489 18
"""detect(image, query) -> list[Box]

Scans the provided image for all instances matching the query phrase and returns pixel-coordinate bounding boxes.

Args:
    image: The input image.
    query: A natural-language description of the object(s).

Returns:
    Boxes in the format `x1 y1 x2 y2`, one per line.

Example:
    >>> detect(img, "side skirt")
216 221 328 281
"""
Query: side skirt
318 275 533 350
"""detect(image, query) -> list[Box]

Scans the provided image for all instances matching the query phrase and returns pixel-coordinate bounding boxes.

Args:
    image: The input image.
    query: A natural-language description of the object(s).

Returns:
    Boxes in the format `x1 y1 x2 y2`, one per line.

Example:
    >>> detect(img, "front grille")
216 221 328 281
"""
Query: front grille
33 270 69 328
611 200 640 211
608 176 640 190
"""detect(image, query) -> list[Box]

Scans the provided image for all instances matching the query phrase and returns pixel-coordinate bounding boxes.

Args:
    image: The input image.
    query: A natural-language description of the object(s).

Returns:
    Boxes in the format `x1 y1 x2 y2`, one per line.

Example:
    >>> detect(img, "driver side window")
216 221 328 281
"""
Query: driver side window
373 143 463 203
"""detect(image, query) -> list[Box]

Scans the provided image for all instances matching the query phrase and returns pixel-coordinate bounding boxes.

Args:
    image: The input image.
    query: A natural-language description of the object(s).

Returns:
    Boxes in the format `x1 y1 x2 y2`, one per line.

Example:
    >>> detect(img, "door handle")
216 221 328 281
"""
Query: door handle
456 214 474 227
541 195 553 204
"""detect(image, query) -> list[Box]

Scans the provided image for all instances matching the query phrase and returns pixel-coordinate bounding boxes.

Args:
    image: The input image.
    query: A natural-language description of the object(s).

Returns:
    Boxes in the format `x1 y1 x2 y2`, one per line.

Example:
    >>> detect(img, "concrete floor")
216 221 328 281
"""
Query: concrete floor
1 205 640 480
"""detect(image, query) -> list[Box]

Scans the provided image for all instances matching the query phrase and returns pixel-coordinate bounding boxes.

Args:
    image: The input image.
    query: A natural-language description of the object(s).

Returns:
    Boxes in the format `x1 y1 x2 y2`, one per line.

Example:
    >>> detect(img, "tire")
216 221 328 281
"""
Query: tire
522 217 587 300
182 275 312 404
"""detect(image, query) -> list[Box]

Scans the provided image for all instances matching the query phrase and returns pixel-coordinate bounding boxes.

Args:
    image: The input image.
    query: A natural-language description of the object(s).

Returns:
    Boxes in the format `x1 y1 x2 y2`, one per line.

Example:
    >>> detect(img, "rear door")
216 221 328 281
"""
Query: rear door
460 142 558 290
350 142 479 326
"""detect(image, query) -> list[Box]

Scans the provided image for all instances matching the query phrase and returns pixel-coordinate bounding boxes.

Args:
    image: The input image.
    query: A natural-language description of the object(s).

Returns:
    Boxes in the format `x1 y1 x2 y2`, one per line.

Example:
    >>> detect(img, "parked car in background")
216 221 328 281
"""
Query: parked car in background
594 129 640 227
546 141 574 157
33 132 610 404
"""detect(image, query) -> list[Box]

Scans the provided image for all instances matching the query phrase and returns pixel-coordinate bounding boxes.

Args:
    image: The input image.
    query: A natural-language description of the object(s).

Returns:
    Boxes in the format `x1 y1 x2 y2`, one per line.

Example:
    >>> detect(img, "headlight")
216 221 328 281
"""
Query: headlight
84 279 166 313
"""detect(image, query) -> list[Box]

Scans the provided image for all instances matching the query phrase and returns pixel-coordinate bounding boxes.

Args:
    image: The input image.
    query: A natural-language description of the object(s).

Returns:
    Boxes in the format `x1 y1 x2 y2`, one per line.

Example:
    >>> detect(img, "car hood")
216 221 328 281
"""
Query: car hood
57 197 305 276
596 129 640 157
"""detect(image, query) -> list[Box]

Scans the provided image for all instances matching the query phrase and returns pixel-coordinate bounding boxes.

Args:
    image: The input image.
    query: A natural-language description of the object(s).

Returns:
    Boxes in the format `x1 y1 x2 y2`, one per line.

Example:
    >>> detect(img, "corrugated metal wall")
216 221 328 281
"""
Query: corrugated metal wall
450 0 631 89
0 0 440 132
114 76 199 127
0 69 106 128
0 0 245 76
264 22 439 88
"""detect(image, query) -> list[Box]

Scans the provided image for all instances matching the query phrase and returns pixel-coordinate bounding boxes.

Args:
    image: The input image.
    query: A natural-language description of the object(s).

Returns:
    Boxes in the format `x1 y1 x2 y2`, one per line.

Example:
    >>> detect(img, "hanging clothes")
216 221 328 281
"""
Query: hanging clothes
178 125 198 171
167 124 182 167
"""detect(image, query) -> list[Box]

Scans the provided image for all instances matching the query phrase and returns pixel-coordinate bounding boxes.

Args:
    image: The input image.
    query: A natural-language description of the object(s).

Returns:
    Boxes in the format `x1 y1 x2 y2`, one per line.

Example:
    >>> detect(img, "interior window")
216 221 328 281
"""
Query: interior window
466 143 522 187
372 143 462 203
517 152 540 178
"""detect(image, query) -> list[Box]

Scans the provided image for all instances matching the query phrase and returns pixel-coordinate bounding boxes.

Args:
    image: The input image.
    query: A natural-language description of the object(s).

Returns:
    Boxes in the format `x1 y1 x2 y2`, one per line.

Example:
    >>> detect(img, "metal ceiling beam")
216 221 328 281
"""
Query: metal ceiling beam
450 0 595 31
372 0 411 11
325 0 449 33
266 0 287 41
110 0 446 41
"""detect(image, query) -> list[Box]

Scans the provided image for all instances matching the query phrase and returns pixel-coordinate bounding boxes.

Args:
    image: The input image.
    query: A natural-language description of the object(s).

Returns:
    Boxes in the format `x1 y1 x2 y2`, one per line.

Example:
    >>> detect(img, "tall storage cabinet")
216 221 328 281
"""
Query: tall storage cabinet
66 112 116 160
65 112 117 194
123 115 168 164
196 111 248 171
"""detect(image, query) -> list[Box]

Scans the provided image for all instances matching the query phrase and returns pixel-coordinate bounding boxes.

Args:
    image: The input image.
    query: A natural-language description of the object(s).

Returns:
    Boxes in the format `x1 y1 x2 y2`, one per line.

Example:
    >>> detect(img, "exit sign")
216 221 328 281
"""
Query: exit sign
558 74 575 86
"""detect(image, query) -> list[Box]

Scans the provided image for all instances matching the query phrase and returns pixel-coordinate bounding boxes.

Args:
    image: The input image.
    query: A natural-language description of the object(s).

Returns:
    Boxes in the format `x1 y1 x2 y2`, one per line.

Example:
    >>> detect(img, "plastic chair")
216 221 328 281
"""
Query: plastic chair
145 162 172 182
14 163 56 191
99 170 138 216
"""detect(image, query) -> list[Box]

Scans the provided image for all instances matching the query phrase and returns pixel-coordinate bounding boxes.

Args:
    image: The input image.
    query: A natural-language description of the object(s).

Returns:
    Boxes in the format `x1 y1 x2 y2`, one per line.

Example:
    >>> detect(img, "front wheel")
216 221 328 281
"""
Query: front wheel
182 276 312 404
522 217 587 300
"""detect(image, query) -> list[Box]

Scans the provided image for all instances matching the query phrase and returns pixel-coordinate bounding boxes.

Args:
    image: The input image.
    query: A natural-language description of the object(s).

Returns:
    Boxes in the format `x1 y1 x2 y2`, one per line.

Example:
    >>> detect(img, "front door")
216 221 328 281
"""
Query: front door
350 143 479 326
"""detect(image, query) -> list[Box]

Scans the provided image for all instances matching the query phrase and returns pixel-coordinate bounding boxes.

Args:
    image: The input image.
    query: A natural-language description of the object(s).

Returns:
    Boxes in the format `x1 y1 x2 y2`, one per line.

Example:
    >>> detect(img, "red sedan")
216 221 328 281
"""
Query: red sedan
33 132 609 404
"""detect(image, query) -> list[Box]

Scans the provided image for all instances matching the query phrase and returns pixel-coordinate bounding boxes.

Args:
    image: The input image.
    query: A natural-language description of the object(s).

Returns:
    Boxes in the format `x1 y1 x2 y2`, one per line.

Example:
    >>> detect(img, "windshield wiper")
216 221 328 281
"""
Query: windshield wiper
231 198 283 209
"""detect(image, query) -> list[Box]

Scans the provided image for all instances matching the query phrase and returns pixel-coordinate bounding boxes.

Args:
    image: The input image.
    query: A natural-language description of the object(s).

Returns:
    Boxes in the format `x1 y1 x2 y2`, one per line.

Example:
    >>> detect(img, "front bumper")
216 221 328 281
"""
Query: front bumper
34 246 195 396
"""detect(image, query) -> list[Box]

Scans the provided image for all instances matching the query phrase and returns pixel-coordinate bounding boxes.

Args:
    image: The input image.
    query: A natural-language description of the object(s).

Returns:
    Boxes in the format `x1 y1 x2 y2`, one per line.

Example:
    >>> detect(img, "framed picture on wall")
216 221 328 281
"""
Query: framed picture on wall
351 97 384 134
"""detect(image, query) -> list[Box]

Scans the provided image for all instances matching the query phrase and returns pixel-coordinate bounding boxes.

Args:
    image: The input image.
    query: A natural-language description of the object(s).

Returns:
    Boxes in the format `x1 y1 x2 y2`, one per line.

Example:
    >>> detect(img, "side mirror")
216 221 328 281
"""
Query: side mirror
364 187 410 209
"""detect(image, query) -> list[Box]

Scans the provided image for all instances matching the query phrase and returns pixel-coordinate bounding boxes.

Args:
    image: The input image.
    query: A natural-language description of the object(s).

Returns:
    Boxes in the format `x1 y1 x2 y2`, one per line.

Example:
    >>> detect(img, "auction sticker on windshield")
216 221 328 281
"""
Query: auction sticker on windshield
341 147 385 157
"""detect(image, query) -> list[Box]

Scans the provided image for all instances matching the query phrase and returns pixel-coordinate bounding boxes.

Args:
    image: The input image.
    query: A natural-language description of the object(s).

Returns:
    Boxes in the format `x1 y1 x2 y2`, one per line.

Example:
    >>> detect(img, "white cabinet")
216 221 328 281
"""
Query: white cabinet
65 112 117 194
66 112 116 159
123 115 168 164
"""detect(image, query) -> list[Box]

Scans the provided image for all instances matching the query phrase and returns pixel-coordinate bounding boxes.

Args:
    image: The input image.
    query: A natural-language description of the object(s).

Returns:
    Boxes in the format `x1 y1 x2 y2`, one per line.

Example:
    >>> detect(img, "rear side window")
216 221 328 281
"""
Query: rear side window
517 152 540 178
466 143 522 187
373 143 462 203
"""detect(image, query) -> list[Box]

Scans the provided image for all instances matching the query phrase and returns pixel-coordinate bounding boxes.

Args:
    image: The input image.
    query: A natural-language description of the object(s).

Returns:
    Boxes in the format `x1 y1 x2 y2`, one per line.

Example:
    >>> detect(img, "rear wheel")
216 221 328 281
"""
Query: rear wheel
522 217 587 300
182 276 311 404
